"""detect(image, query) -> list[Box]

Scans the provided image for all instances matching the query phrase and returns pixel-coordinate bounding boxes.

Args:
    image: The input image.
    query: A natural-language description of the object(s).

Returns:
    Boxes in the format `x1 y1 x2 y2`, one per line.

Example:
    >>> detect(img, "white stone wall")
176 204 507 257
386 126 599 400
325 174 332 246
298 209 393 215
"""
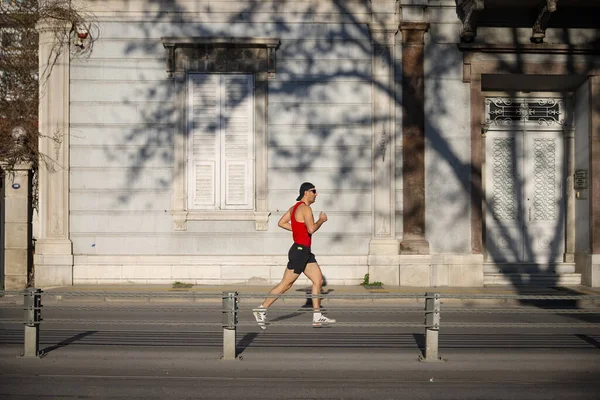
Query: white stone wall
424 5 472 254
574 81 590 253
70 1 375 283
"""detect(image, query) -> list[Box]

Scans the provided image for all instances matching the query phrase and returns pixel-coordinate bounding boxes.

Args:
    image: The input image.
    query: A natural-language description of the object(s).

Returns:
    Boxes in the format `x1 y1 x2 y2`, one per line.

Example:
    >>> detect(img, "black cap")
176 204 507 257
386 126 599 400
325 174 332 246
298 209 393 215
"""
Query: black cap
296 182 315 201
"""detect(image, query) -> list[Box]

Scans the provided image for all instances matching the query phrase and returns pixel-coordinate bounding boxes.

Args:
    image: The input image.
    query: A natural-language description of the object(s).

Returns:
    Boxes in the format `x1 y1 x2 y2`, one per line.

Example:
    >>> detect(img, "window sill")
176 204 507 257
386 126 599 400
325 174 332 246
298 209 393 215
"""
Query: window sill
172 210 270 231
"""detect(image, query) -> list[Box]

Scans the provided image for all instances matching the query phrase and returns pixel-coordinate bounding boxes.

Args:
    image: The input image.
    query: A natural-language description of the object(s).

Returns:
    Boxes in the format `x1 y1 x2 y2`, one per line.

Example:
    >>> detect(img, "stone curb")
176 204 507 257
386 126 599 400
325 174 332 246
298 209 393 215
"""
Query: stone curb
2 293 598 308
2 285 599 307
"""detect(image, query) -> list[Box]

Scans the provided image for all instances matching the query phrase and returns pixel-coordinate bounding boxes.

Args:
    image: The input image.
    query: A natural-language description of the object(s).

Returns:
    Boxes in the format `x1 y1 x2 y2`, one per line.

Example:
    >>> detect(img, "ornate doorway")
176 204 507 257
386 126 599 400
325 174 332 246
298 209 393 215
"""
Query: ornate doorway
484 96 567 264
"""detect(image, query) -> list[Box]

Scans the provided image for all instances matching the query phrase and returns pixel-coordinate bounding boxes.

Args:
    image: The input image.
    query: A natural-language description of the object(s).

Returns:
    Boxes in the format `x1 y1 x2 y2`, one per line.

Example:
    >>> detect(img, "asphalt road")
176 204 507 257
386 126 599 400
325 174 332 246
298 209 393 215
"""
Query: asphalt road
0 301 599 399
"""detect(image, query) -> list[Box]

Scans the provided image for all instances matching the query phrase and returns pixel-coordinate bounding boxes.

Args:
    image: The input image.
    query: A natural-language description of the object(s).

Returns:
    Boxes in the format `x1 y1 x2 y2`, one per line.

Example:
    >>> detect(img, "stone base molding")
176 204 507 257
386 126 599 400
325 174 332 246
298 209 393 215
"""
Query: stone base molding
71 254 486 287
576 253 600 287
34 252 74 287
72 255 369 286
368 239 400 255
399 236 430 255
368 255 402 285
34 240 74 287
370 254 484 287
399 254 484 287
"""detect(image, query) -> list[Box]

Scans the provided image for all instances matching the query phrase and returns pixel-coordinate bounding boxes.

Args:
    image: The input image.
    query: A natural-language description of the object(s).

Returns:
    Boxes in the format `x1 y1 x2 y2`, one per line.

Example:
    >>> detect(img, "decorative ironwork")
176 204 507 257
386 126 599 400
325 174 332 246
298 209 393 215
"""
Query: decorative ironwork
485 98 564 127
492 138 516 221
533 138 556 221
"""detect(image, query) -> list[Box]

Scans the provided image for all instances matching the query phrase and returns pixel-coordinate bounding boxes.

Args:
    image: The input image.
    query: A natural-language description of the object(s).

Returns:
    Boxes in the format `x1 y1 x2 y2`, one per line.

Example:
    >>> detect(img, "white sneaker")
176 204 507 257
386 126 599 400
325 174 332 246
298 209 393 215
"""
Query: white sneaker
253 308 267 330
313 315 336 327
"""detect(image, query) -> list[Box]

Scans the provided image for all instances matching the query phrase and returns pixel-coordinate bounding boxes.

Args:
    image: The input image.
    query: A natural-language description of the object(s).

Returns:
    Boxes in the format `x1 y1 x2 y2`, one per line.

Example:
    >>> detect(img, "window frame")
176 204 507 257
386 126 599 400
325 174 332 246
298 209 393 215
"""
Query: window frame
162 37 279 231
186 72 255 211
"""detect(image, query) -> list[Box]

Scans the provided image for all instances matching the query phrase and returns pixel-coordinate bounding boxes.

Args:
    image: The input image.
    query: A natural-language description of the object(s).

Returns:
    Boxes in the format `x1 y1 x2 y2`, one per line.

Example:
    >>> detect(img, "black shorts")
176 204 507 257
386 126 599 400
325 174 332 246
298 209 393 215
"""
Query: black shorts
287 243 317 274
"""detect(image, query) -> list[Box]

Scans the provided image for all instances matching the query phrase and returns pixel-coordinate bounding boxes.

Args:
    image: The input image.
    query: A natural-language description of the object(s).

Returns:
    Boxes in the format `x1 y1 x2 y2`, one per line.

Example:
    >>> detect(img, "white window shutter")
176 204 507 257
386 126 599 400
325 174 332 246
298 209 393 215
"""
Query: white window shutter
188 74 220 209
221 75 254 209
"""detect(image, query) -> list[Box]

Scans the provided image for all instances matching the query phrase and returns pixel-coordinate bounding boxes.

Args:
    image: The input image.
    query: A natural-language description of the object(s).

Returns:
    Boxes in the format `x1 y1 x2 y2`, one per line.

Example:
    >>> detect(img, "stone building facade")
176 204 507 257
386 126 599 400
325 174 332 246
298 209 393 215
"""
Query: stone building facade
30 0 600 288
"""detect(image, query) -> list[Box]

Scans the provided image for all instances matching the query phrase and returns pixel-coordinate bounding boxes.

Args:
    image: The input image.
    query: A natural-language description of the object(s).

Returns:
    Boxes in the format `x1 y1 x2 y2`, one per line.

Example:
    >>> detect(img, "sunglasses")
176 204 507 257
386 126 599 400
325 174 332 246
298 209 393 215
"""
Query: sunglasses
309 189 317 194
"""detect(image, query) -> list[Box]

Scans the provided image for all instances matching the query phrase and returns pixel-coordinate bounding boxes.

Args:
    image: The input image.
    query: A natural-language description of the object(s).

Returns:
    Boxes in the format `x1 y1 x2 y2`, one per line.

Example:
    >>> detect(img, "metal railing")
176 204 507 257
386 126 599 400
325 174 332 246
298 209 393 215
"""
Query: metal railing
0 289 599 361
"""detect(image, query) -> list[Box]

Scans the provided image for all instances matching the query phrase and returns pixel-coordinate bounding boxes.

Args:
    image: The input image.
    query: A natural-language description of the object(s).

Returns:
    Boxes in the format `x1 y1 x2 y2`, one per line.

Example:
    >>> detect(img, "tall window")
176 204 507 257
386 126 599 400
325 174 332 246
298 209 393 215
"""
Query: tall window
187 73 255 210
163 37 277 231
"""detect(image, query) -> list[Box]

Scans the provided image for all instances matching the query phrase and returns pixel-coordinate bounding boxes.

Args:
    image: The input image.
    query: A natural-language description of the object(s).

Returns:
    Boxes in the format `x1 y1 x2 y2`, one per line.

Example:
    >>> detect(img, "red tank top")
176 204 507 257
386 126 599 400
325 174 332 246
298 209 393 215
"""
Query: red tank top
291 201 312 247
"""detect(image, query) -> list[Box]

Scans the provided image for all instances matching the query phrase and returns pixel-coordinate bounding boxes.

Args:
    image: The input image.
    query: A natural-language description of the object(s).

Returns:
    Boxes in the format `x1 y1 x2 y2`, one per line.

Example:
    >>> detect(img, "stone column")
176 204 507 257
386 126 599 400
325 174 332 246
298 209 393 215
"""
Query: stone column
367 25 400 284
33 20 73 287
588 75 600 286
399 22 430 255
469 72 483 255
564 127 575 263
369 26 399 251
3 164 32 289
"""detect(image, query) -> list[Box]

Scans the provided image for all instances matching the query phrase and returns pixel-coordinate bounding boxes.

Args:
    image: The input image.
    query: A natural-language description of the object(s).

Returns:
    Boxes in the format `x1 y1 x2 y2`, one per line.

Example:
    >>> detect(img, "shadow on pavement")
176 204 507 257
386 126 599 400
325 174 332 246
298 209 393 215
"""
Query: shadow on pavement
412 333 425 357
270 312 303 323
236 332 259 356
575 334 600 350
41 330 97 356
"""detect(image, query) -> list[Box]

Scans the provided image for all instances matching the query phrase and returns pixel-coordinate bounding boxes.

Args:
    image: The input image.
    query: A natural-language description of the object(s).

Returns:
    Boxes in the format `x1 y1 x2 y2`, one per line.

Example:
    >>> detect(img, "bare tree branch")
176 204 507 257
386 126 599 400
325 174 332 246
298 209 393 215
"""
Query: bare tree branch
0 0 96 177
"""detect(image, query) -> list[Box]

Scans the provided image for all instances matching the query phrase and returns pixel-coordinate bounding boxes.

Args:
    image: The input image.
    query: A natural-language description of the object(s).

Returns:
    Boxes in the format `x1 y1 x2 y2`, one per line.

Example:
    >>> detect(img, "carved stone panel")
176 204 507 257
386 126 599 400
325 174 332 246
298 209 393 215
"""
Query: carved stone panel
533 138 557 221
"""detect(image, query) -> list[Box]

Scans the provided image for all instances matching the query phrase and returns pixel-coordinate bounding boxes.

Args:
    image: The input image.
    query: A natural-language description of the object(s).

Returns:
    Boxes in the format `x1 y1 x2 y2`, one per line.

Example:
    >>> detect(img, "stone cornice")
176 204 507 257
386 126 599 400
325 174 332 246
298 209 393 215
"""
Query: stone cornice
161 37 280 79
35 19 72 34
458 42 600 55
0 162 33 171
400 22 430 44
172 211 271 232
161 37 280 49
399 22 430 32
368 25 399 44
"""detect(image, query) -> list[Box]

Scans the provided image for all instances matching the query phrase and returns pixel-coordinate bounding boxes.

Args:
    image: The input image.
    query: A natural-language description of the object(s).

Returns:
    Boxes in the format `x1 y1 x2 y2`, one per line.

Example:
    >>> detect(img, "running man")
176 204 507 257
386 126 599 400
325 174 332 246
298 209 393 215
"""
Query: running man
253 182 336 329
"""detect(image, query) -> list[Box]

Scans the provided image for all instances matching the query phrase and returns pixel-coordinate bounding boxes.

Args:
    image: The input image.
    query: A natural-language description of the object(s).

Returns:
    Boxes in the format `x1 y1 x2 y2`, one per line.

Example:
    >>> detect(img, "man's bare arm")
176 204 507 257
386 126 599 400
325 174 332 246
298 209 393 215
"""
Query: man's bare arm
303 206 327 234
278 208 293 231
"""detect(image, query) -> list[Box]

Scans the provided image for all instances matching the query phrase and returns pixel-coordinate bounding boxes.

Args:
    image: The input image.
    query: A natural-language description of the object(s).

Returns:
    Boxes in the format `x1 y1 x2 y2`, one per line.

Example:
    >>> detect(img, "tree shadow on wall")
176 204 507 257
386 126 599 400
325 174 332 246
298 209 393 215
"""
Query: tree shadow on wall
74 0 600 309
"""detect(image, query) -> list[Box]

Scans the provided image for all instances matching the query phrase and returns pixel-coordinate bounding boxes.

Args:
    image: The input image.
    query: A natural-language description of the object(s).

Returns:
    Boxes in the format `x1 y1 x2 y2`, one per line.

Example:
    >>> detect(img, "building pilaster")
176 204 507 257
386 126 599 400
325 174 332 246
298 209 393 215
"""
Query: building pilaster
399 22 430 255
368 24 399 257
587 75 600 286
33 20 73 287
365 0 401 284
3 164 32 289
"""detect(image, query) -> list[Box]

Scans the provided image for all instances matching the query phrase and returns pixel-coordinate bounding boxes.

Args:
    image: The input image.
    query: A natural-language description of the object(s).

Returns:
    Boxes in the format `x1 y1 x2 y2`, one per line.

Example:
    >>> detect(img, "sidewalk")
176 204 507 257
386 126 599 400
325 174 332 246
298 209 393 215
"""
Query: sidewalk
1 346 599 400
17 283 600 306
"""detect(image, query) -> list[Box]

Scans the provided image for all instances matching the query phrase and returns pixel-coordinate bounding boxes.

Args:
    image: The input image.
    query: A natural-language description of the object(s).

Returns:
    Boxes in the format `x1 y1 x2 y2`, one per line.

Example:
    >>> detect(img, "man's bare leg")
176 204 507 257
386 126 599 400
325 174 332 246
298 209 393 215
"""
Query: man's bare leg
262 268 300 308
304 263 336 326
253 269 300 330
303 262 323 310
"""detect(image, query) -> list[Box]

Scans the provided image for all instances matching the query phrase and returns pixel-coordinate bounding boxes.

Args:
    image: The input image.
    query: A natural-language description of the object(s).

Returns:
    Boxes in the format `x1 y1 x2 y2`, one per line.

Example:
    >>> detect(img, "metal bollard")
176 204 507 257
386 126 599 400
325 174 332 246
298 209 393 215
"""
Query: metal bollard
420 292 443 362
222 291 238 360
23 288 43 358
